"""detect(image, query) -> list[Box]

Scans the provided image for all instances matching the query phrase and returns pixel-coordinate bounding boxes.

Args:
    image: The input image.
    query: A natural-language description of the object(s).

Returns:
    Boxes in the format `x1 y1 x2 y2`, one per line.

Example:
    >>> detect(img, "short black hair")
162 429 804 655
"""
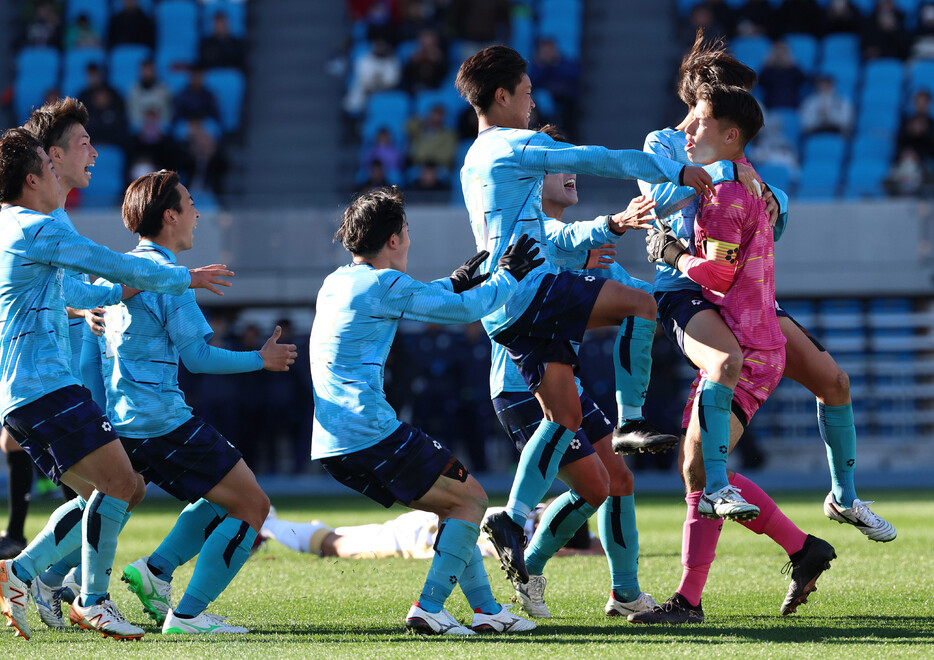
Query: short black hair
538 123 568 144
455 45 527 115
695 83 764 147
678 29 757 107
0 128 44 204
334 186 406 257
122 169 182 238
23 97 90 153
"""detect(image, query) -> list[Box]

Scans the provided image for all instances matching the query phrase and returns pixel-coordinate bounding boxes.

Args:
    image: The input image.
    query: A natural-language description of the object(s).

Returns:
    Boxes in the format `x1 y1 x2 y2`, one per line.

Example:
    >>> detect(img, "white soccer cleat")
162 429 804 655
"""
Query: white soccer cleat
30 574 67 629
0 560 30 639
823 493 897 542
121 557 173 623
698 485 760 521
404 602 475 636
59 568 79 605
162 608 249 634
470 603 537 633
68 597 145 640
512 574 550 618
605 590 658 617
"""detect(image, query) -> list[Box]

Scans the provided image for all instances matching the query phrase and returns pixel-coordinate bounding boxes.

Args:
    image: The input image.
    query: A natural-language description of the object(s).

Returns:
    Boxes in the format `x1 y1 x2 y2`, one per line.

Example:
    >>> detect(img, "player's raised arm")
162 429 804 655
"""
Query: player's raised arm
188 264 234 295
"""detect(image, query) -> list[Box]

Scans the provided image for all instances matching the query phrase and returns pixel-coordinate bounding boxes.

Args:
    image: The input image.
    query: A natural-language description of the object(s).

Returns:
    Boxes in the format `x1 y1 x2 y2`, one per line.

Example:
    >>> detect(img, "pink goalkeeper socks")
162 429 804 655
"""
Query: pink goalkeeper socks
729 472 806 557
677 491 723 607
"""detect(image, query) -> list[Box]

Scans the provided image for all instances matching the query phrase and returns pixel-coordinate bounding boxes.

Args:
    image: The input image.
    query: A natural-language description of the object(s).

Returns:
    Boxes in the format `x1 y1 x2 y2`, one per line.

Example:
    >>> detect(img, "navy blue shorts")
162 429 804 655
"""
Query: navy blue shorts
319 422 456 508
492 390 607 468
120 417 242 503
3 385 119 484
494 271 606 393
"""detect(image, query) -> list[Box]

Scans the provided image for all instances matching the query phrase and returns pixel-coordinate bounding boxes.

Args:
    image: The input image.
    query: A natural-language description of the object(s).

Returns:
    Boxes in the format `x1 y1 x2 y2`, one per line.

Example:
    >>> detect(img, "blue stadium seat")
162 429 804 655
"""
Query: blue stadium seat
109 44 152 97
819 33 860 65
783 33 818 75
820 58 859 103
532 88 556 121
203 67 245 133
395 39 419 65
797 155 843 198
66 0 110 37
62 47 106 97
155 49 191 94
850 135 894 161
511 10 535 60
199 0 247 38
82 144 125 207
856 104 899 134
14 47 60 123
539 0 581 59
862 58 905 100
730 35 772 73
843 157 889 199
907 59 934 107
753 161 794 193
361 91 411 146
802 133 847 162
766 107 801 146
173 117 223 142
413 89 467 128
155 0 199 65
677 0 705 13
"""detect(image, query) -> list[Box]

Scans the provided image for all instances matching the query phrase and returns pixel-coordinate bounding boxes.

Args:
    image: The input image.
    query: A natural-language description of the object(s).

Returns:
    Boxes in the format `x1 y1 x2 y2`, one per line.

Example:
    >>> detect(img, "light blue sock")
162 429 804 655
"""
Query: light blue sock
178 517 255 617
81 492 129 605
698 380 734 493
525 490 597 576
818 402 858 506
48 510 131 589
505 420 574 526
615 317 656 423
11 496 86 583
458 545 499 615
418 518 479 613
148 499 228 582
597 495 641 602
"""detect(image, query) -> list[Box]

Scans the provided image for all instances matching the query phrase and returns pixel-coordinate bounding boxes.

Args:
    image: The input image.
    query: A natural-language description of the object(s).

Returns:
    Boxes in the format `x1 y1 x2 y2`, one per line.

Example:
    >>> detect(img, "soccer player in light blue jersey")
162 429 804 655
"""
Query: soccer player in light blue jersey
453 45 728 586
311 186 540 636
0 129 234 640
492 124 660 620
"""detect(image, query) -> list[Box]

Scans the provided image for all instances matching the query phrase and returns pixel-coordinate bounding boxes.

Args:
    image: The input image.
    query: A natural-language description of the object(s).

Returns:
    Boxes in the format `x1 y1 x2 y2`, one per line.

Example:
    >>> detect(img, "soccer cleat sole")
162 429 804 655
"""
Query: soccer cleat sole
781 554 836 615
481 516 529 585
120 573 165 623
611 435 679 455
699 509 760 522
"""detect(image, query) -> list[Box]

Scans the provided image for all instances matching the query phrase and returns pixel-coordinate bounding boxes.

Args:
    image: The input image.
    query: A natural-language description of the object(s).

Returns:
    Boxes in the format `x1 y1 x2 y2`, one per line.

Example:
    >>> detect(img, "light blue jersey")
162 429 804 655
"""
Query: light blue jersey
461 127 707 338
311 263 518 459
0 205 191 421
87 241 262 438
640 127 789 293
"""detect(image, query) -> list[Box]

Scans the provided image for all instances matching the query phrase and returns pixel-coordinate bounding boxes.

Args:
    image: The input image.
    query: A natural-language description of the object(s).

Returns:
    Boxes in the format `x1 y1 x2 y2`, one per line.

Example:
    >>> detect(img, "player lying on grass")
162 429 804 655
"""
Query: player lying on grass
310 186 541 636
0 130 232 641
630 84 836 625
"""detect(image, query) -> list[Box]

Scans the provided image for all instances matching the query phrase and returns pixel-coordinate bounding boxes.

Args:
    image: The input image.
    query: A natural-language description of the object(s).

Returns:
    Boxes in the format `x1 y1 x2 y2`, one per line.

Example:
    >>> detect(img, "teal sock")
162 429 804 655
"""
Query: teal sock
81 493 129 605
12 496 86 582
418 518 479 613
615 317 656 423
148 499 228 582
458 545 499 614
180 517 255 615
505 420 574 526
818 402 858 506
698 380 734 493
597 495 641 602
40 548 82 588
525 490 597 576
174 594 210 619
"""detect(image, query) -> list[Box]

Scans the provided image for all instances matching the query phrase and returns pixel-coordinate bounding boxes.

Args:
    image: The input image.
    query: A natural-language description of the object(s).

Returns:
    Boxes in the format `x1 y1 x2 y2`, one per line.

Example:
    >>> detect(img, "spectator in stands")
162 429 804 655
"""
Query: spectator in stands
750 110 800 174
127 59 172 128
734 0 772 37
912 2 934 59
774 0 823 36
177 118 228 196
264 319 313 474
200 11 246 70
410 162 450 191
85 85 130 149
884 147 930 196
77 62 120 108
757 41 807 110
406 103 457 169
348 0 402 44
822 0 861 35
800 74 854 136
362 127 404 172
343 37 401 115
131 107 179 173
357 159 391 192
402 28 448 93
680 4 729 47
173 65 220 123
448 0 510 58
64 13 101 50
528 37 580 137
862 0 909 60
18 0 62 49
107 0 155 49
897 89 934 162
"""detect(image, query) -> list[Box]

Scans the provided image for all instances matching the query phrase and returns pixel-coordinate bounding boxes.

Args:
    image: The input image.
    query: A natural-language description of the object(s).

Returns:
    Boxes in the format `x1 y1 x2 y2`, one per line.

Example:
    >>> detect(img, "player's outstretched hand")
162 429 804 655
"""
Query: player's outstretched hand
607 194 657 235
189 264 234 296
260 325 298 372
646 226 688 268
736 162 763 198
763 187 779 228
82 307 106 336
681 166 715 198
450 250 491 293
498 234 545 282
584 244 616 270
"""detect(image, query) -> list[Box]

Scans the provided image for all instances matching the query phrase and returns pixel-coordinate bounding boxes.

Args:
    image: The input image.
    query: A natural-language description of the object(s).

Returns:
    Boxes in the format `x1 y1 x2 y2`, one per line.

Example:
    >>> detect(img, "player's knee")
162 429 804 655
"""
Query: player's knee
632 290 656 321
608 465 634 496
127 474 146 510
574 467 609 507
820 368 850 403
713 350 743 387
97 469 140 502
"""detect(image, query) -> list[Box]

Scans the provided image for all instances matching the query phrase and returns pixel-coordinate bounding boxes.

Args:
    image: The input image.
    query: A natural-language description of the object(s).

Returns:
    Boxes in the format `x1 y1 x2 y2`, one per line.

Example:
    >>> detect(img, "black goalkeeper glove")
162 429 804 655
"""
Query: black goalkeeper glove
498 234 545 282
450 250 491 293
646 226 689 268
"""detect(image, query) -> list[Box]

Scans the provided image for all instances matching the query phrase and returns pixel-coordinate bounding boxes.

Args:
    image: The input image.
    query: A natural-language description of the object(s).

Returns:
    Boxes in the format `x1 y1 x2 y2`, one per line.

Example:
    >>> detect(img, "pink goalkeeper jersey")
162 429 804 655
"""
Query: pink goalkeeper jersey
693 159 785 351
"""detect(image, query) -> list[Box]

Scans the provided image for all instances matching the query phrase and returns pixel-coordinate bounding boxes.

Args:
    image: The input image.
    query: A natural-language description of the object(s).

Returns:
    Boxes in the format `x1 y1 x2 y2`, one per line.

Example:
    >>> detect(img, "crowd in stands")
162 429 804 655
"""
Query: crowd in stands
6 0 247 207
341 0 582 199
681 0 934 198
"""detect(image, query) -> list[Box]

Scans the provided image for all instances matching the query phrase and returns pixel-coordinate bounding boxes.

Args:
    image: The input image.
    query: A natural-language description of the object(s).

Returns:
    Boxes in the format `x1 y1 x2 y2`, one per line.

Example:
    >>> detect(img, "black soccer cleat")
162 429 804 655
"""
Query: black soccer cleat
626 592 704 624
612 419 679 455
780 534 836 615
481 511 529 585
0 533 26 560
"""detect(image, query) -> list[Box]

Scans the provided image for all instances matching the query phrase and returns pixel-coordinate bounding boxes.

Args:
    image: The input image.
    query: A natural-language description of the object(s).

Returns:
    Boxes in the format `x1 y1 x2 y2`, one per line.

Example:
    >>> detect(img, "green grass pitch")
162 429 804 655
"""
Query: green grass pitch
3 489 932 658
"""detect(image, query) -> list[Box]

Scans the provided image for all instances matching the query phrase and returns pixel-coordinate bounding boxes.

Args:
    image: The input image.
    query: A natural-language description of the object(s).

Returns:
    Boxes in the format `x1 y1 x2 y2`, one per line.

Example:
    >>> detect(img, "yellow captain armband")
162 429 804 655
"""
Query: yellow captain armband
705 238 740 265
